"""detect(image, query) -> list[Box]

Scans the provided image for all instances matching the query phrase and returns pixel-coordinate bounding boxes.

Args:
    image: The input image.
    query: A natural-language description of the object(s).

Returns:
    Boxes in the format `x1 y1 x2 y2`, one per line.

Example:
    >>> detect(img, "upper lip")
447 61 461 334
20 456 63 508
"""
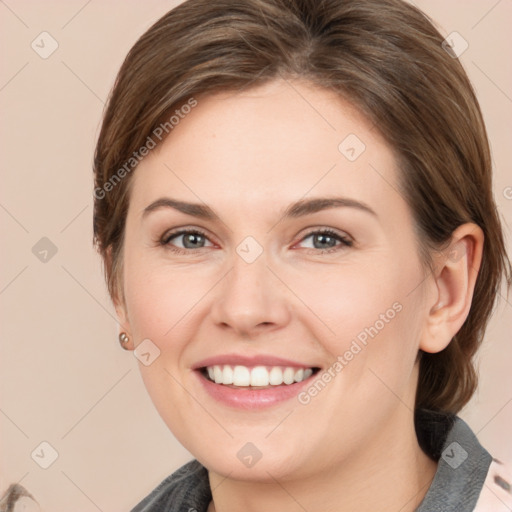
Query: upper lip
192 354 319 370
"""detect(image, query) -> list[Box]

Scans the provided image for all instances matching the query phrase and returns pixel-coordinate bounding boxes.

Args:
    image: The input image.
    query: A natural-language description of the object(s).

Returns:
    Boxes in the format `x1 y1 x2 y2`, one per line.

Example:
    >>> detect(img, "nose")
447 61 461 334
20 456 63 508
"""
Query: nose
209 249 292 338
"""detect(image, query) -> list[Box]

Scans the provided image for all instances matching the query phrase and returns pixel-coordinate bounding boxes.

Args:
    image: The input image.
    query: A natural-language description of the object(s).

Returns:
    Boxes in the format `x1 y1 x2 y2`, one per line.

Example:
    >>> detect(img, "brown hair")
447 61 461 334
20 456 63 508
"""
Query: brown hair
93 0 511 414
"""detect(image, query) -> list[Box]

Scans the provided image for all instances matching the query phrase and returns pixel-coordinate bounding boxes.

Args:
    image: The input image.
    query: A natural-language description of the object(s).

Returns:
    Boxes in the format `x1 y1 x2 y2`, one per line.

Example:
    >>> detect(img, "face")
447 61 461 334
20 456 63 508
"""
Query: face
117 79 432 481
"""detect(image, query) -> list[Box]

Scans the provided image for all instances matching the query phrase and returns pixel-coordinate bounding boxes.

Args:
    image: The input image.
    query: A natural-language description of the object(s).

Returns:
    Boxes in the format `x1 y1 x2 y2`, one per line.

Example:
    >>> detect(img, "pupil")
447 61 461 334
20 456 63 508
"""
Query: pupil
315 234 335 249
185 233 203 248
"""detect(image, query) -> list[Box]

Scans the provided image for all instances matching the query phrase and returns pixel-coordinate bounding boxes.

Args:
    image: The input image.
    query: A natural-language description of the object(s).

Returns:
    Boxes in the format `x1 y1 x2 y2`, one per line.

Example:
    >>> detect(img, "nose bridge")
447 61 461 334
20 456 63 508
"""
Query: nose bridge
210 239 290 335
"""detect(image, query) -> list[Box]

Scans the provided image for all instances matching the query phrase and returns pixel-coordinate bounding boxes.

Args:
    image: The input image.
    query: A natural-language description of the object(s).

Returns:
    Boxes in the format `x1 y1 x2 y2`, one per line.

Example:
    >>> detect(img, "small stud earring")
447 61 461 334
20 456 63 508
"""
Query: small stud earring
119 332 130 350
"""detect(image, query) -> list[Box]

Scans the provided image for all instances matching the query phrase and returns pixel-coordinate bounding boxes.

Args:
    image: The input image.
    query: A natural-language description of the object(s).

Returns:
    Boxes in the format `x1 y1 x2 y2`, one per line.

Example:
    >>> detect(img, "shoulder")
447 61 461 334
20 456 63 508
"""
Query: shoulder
474 457 512 512
130 459 211 512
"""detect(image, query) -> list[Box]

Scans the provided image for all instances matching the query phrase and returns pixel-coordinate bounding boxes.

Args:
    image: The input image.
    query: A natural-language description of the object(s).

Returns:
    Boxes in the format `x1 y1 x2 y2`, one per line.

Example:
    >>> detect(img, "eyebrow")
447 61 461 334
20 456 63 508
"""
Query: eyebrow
142 196 377 221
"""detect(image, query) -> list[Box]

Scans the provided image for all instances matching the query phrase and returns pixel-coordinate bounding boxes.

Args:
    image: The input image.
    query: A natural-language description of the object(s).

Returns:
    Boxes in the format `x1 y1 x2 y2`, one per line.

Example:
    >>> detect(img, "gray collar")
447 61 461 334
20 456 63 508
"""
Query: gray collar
416 413 492 511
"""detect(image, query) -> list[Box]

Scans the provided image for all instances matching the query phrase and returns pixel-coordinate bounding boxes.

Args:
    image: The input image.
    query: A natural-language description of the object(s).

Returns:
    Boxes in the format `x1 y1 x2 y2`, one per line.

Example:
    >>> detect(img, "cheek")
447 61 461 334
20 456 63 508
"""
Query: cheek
123 248 211 343
121 256 212 440
299 255 424 385
295 258 411 338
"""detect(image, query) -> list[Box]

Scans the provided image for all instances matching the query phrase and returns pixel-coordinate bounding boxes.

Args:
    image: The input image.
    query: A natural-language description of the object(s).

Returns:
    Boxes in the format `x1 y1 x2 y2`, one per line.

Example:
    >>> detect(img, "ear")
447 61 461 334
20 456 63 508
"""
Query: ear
106 246 134 350
419 223 484 354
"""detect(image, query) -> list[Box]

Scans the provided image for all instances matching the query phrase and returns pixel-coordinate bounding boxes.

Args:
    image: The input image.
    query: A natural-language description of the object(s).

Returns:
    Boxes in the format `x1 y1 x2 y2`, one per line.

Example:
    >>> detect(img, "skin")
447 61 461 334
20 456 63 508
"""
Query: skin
113 78 484 512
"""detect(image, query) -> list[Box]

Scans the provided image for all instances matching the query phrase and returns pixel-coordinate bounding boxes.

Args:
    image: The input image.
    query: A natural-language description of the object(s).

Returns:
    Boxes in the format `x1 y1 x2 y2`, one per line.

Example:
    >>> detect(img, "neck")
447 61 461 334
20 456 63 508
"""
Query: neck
207 408 437 512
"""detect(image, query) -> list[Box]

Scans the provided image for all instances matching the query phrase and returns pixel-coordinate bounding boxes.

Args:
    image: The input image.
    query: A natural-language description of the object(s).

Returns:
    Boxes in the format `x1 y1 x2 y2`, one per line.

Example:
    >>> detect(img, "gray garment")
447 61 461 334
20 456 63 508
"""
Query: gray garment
131 460 211 512
415 412 492 511
131 410 492 512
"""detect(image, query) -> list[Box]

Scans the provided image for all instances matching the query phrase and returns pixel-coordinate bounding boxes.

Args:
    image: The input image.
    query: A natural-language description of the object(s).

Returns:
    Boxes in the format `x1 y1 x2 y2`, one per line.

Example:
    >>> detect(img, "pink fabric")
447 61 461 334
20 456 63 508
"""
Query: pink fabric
474 458 512 511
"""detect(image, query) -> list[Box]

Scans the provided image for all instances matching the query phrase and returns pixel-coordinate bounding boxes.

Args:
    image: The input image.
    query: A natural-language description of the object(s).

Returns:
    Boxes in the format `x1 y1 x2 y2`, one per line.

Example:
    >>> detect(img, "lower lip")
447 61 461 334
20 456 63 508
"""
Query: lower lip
195 370 316 410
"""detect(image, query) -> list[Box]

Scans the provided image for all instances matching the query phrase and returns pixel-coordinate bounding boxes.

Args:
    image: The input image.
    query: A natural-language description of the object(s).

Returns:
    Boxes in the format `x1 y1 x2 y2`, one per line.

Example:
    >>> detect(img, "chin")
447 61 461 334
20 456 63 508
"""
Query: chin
196 443 313 482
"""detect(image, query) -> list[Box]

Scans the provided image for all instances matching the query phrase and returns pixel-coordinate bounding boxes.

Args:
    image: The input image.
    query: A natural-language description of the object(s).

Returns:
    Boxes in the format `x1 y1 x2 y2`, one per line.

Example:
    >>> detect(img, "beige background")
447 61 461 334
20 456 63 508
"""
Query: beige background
0 1 511 510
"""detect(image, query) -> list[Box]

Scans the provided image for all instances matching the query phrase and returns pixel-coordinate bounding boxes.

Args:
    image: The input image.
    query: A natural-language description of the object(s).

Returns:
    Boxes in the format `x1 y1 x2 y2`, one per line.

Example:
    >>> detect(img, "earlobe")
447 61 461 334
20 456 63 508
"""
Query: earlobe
114 299 134 351
113 294 134 350
420 223 484 354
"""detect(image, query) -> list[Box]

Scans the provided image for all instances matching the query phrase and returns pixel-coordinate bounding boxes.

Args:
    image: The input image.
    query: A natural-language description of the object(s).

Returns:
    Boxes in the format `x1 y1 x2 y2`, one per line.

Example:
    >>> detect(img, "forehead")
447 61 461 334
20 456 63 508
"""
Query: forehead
129 79 403 219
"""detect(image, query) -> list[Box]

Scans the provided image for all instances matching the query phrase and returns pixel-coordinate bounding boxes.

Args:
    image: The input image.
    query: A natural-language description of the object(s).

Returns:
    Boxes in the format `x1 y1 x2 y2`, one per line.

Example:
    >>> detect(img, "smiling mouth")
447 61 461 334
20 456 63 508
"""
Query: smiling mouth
200 364 321 389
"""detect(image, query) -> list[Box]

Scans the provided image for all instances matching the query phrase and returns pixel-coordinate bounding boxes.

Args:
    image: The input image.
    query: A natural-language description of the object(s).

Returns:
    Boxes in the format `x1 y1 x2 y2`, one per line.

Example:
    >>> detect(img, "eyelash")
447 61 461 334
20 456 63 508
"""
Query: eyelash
159 227 353 256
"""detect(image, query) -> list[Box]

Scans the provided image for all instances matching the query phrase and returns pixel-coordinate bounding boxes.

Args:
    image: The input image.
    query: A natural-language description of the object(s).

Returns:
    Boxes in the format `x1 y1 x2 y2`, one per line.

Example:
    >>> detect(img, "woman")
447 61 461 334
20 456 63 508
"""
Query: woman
91 0 511 510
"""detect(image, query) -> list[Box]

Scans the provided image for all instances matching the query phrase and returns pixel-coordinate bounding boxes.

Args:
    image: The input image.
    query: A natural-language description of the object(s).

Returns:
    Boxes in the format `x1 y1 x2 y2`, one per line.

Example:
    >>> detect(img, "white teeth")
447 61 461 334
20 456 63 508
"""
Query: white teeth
222 365 234 385
283 367 295 385
213 365 223 384
233 365 251 386
250 366 270 386
269 367 283 385
212 365 235 385
204 364 315 387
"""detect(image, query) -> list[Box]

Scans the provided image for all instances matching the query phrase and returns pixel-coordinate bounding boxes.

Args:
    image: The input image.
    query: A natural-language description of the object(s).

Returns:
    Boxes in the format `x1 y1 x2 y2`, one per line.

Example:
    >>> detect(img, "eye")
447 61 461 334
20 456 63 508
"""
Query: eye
296 228 353 254
160 228 213 254
159 227 353 255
